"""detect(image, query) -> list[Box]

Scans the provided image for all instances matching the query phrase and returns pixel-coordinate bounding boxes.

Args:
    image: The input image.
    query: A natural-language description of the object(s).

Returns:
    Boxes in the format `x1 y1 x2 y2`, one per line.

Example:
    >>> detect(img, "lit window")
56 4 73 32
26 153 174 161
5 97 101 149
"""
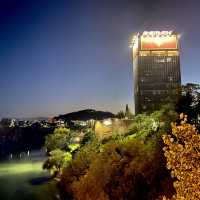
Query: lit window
139 51 150 56
166 57 172 62
168 51 179 56
168 76 173 81
155 58 165 63
144 97 151 102
151 51 166 56
142 105 147 109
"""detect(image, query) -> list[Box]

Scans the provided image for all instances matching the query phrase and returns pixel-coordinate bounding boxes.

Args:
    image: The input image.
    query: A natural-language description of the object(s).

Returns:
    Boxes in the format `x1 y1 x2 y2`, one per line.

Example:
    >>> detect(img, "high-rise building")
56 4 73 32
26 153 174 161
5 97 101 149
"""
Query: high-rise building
130 31 181 114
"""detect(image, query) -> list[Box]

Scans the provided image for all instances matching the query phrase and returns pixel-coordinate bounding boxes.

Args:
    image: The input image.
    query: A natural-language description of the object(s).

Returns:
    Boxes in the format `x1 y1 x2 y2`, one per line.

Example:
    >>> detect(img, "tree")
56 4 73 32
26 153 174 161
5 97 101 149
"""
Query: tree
45 127 71 152
162 114 200 200
176 83 200 123
116 111 125 119
43 149 72 175
80 130 96 146
0 118 11 127
68 137 171 200
43 127 79 175
60 105 179 199
125 104 134 119
127 103 178 139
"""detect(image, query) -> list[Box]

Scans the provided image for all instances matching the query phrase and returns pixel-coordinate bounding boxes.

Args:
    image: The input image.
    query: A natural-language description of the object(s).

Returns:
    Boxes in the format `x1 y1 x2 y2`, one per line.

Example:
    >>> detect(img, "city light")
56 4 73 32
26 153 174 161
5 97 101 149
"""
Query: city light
103 119 112 126
129 33 139 48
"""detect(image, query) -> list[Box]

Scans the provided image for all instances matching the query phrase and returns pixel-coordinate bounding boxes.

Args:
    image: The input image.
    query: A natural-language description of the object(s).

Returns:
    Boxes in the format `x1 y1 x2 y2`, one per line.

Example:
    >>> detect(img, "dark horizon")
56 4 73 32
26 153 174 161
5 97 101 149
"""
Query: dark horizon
0 0 200 119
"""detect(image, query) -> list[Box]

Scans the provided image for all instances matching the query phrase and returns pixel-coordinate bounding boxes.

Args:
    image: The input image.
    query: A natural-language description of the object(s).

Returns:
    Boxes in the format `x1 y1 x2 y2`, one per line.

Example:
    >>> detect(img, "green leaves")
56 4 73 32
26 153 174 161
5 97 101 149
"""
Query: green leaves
45 127 72 152
68 144 80 153
43 127 81 175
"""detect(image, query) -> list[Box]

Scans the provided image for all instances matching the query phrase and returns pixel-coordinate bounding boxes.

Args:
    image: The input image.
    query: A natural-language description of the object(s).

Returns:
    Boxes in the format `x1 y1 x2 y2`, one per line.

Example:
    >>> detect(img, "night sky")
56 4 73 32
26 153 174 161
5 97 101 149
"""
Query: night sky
0 0 200 118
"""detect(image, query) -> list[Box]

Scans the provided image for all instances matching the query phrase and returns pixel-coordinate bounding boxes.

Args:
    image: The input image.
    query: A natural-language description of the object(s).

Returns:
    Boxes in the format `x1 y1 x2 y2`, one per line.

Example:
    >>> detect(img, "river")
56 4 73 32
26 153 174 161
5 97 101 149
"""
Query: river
0 150 60 200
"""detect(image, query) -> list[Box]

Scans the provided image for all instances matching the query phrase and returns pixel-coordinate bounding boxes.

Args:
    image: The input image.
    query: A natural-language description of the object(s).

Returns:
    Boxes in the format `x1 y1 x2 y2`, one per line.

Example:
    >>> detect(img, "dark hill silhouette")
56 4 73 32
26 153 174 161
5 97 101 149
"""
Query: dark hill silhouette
54 109 114 121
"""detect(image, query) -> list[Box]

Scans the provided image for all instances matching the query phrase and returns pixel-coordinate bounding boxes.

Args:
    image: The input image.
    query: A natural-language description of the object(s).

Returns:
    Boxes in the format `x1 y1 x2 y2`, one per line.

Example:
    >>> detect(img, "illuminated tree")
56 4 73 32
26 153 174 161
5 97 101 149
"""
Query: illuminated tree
162 114 200 200
43 127 79 175
43 149 72 175
45 127 71 152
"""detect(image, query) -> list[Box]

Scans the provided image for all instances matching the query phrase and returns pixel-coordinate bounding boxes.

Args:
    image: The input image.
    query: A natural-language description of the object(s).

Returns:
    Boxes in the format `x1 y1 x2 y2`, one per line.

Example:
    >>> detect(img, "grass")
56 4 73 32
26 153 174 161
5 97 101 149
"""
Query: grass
0 160 59 200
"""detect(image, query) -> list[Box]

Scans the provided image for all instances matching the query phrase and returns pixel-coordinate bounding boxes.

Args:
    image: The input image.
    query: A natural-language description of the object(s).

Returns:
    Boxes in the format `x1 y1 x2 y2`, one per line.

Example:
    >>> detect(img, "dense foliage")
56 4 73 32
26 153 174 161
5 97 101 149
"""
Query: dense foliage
60 137 173 200
43 93 200 200
126 104 178 138
58 106 177 200
45 127 71 152
176 83 200 124
162 114 200 200
43 127 80 176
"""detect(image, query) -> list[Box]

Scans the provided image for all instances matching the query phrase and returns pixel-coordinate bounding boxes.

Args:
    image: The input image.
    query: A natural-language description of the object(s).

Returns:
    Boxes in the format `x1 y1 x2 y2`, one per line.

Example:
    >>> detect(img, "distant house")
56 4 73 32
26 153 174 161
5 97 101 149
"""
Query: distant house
55 119 66 127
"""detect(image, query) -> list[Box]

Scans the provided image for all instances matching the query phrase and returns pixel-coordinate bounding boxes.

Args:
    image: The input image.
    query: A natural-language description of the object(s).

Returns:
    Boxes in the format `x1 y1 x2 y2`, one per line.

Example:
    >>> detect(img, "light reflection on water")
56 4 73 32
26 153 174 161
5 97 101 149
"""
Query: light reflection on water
0 150 59 200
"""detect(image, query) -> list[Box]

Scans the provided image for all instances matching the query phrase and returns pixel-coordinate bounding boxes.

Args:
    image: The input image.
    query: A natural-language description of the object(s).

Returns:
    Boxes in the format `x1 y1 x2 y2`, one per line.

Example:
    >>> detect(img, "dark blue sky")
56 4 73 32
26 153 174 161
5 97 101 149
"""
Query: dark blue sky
0 0 200 118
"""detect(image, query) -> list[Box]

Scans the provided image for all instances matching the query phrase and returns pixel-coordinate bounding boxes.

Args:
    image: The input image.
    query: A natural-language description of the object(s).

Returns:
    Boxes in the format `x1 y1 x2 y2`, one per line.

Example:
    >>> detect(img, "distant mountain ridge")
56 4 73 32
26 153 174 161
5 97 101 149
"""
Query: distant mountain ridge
54 109 115 121
20 117 49 121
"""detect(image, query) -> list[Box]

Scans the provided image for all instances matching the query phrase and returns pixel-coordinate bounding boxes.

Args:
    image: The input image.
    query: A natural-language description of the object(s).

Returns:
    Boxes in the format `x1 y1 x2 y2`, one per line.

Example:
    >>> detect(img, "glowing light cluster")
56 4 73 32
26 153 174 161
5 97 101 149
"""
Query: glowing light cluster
142 31 173 37
129 33 139 48
103 119 112 126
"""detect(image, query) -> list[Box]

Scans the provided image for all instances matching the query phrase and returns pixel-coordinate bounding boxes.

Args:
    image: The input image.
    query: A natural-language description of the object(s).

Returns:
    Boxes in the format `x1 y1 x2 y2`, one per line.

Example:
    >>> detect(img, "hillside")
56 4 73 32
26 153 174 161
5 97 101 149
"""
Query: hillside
54 109 114 121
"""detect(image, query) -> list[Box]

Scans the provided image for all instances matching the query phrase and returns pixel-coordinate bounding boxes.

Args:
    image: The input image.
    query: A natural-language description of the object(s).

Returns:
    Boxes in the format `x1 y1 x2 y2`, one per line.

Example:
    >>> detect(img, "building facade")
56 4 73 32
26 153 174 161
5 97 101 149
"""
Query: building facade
130 31 181 114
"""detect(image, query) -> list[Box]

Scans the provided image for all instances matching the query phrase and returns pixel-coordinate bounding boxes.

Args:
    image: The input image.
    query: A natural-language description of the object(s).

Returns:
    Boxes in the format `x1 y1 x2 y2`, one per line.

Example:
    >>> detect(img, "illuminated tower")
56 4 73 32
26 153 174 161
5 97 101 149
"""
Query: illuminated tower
130 31 181 114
